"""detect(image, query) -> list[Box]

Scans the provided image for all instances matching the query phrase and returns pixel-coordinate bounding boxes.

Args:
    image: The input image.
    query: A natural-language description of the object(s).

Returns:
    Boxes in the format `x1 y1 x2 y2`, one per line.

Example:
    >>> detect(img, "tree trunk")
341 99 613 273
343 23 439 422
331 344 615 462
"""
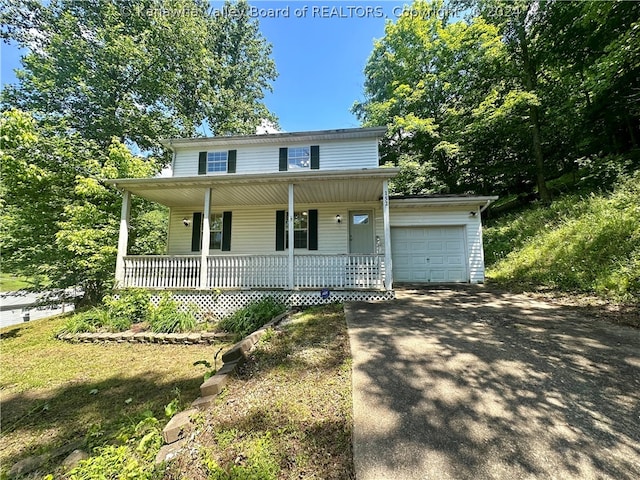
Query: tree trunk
518 25 552 203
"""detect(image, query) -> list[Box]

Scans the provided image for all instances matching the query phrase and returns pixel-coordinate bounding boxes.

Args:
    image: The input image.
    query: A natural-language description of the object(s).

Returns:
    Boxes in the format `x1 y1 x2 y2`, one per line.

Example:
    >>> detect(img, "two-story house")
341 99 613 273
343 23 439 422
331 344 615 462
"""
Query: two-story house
106 127 496 313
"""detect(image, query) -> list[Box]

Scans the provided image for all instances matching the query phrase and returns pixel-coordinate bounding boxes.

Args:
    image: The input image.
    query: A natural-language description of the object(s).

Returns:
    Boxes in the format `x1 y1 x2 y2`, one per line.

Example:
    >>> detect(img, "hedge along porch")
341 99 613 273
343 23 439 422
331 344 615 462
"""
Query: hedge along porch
108 168 399 293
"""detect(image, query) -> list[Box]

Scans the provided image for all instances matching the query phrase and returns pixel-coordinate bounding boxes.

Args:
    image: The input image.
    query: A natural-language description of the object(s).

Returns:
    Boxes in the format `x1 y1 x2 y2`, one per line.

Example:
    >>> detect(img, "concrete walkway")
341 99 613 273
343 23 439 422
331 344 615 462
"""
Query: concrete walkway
345 286 640 480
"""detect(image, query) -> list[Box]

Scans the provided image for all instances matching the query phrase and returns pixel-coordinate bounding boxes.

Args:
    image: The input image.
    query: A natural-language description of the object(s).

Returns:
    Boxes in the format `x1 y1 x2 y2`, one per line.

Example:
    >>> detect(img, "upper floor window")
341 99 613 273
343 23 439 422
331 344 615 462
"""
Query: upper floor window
288 147 310 169
279 146 319 171
198 150 236 175
207 151 228 173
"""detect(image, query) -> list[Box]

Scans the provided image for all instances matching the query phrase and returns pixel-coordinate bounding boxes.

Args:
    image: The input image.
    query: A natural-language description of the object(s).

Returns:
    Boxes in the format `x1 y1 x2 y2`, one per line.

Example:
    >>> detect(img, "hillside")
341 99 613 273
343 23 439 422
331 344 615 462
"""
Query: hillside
484 172 640 303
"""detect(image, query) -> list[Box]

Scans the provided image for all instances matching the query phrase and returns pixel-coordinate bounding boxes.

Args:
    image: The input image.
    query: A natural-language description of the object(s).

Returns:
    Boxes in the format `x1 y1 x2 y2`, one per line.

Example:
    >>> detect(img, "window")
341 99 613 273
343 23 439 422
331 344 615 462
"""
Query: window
288 147 310 169
286 211 308 249
209 213 223 249
207 151 228 173
191 211 232 252
352 214 369 225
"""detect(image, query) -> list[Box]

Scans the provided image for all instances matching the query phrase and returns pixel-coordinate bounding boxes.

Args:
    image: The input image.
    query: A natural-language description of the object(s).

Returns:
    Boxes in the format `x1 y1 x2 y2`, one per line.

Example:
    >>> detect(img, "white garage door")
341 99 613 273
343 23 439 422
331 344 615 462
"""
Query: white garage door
391 226 468 282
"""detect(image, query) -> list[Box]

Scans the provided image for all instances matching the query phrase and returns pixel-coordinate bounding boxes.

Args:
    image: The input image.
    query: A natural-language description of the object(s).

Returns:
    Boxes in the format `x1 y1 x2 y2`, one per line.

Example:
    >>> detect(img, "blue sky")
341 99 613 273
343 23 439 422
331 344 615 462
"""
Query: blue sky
0 0 410 133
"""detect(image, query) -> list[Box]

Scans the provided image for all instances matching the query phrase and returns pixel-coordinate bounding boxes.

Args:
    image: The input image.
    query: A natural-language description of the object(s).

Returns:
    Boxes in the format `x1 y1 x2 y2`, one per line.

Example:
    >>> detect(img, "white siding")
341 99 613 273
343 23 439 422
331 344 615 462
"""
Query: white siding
389 207 486 283
171 138 379 177
167 203 383 255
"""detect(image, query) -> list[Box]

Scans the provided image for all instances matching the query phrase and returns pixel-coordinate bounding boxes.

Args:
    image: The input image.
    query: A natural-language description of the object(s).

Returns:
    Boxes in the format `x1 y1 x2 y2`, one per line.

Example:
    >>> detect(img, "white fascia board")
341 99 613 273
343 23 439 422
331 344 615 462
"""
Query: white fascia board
390 196 499 210
159 126 387 149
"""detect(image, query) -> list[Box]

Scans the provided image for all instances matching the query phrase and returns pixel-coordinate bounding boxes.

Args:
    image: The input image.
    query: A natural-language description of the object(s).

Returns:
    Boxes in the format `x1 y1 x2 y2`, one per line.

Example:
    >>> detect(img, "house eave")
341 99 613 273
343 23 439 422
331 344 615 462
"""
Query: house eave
160 126 387 150
389 195 499 211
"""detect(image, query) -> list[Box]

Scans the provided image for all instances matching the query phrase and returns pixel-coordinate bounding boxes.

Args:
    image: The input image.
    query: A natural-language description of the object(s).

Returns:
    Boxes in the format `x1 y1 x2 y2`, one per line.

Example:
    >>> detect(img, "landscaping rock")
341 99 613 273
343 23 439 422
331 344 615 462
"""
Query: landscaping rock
187 333 201 344
155 439 186 464
62 449 89 469
133 332 147 342
216 359 241 376
162 408 198 444
120 331 134 342
191 394 218 410
8 454 47 478
200 373 229 397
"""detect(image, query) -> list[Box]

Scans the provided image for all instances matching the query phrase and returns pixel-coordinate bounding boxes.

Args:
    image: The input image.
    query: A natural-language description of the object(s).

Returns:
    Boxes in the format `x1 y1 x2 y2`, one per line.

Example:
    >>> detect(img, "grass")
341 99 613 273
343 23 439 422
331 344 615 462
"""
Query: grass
0 314 232 478
164 303 354 479
0 273 32 292
484 171 640 302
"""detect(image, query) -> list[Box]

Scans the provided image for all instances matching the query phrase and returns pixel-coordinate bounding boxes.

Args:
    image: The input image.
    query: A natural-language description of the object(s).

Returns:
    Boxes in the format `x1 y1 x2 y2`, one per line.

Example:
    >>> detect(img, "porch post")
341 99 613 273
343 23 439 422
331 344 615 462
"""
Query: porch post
288 183 295 289
115 190 131 287
200 188 211 289
382 180 393 291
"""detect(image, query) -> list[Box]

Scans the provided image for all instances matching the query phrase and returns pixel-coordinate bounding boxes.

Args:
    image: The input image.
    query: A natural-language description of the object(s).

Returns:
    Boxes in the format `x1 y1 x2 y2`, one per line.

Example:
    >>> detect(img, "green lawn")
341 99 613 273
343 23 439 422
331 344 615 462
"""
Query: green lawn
0 273 32 292
0 314 230 477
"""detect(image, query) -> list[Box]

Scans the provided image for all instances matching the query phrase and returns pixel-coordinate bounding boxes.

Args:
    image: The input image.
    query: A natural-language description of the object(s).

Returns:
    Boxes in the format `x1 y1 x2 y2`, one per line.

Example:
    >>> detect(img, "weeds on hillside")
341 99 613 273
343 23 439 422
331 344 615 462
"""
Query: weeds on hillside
485 172 640 301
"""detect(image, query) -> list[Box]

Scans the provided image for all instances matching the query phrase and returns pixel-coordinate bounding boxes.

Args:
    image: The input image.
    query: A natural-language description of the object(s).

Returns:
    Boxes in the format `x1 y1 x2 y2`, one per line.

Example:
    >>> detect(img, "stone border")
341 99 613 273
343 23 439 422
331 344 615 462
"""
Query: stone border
56 331 232 345
155 311 290 463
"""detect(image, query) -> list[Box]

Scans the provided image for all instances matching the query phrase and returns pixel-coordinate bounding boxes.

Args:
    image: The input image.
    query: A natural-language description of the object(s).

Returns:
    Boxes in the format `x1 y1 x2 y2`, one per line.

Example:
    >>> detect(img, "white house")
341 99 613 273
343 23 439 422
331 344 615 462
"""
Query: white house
106 127 496 311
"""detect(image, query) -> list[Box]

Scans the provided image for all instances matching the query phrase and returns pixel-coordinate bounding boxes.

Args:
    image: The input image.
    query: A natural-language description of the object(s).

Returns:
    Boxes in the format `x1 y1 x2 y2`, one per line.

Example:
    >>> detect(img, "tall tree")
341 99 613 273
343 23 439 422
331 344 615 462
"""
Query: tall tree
0 0 278 303
1 0 277 154
0 110 161 303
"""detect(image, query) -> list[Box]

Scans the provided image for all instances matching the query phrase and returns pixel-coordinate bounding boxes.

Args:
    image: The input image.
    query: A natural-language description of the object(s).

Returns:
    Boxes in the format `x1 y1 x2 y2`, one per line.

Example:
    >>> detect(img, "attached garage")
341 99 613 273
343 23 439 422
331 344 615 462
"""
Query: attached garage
391 226 468 282
388 196 497 284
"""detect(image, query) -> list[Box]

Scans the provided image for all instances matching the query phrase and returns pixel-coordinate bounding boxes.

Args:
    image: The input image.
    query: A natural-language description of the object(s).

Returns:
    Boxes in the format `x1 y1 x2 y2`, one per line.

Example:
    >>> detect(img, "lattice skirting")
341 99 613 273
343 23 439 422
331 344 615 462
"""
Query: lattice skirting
149 290 395 319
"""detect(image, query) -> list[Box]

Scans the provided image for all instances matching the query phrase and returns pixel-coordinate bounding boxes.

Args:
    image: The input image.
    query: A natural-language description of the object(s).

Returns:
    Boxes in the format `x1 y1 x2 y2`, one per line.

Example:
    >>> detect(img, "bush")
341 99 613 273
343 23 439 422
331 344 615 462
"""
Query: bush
61 307 110 333
219 297 286 339
148 293 197 333
103 288 151 324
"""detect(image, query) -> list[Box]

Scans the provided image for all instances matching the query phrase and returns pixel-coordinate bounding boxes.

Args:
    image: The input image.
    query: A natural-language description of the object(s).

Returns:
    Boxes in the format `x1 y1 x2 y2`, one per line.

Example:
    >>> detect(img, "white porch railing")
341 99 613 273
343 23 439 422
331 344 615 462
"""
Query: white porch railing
121 254 385 290
123 256 200 288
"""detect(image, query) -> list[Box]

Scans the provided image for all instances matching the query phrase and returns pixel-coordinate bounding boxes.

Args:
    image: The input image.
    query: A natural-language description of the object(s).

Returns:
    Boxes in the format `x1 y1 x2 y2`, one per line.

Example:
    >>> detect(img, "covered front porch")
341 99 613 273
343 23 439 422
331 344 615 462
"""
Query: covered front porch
108 168 398 292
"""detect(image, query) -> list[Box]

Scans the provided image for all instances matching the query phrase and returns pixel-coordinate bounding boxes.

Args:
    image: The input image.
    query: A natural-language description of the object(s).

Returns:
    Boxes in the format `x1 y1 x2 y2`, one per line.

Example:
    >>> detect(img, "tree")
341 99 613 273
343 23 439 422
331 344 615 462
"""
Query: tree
1 110 161 303
354 0 521 195
1 0 277 154
0 0 277 303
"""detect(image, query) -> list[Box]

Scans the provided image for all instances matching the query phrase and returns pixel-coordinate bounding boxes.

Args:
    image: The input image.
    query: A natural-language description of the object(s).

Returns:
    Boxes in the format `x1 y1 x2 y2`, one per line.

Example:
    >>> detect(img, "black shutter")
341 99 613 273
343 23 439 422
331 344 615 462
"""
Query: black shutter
227 150 236 173
191 212 202 252
222 211 232 251
198 152 207 175
275 210 285 251
310 145 320 170
308 209 318 250
279 147 288 171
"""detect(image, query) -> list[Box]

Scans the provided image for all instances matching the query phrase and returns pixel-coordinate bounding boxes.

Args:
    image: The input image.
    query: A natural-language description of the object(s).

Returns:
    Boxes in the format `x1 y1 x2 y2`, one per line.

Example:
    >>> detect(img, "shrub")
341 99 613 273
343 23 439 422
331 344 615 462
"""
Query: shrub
148 293 197 333
103 288 151 325
60 307 110 333
219 297 286 339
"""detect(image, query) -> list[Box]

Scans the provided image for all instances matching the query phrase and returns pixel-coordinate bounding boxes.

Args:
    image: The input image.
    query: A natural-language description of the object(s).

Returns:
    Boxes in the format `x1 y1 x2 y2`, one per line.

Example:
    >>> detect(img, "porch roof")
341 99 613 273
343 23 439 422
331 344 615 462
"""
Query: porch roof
105 168 400 207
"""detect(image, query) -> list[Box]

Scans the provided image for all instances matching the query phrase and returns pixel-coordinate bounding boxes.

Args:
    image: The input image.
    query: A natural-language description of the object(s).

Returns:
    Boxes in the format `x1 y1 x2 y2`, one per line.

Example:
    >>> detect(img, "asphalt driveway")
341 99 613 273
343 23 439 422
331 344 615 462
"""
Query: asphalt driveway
345 286 640 480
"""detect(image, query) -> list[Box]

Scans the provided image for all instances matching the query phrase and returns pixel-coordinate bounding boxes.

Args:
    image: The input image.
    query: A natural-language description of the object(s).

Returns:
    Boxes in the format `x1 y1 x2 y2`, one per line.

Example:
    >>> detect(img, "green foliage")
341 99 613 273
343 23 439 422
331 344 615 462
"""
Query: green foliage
0 110 160 304
486 172 640 301
1 0 277 151
218 298 286 339
148 293 197 333
71 413 163 479
61 308 111 334
356 0 639 199
104 288 152 325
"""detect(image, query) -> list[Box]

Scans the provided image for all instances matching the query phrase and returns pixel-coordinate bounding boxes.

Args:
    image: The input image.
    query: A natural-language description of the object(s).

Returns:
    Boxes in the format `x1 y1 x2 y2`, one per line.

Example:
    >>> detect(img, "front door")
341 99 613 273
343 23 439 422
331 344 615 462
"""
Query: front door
349 211 374 254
